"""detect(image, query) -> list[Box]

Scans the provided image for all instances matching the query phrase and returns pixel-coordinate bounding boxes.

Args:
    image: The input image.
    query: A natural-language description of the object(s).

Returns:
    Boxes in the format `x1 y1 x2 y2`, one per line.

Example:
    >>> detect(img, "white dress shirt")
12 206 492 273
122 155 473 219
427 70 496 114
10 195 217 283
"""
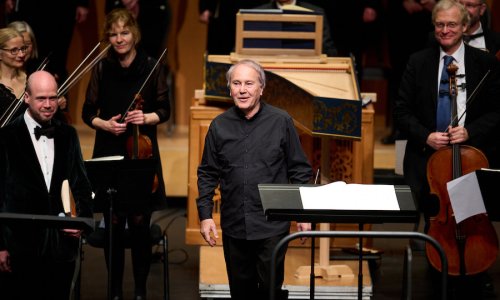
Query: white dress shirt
24 111 54 191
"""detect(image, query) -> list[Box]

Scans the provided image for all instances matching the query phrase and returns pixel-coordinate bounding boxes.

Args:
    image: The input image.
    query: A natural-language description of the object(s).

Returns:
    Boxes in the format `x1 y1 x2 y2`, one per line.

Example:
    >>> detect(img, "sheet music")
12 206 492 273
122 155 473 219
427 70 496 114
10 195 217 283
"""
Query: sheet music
447 171 486 223
299 181 400 210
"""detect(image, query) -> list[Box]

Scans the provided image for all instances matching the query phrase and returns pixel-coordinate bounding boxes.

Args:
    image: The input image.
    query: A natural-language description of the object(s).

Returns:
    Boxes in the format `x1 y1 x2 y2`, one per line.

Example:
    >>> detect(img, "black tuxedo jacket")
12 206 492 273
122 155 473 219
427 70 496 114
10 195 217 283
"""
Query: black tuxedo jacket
482 28 500 56
0 114 92 261
394 44 500 195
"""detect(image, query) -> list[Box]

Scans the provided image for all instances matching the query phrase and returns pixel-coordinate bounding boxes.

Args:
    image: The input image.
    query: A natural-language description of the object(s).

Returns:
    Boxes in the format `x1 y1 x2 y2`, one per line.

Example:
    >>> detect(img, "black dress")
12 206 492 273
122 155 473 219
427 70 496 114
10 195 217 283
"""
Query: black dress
82 48 170 211
0 84 26 126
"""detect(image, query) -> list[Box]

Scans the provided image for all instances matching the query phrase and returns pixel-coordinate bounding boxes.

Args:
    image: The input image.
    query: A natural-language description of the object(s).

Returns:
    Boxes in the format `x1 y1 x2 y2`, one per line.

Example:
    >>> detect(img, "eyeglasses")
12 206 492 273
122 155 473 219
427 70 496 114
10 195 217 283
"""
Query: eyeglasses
434 22 460 30
1 46 28 55
461 2 484 9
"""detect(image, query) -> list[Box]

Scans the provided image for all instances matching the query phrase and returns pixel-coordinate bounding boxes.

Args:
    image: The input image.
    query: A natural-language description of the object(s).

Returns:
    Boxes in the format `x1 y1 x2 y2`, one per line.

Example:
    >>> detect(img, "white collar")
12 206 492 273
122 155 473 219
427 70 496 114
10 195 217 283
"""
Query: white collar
440 41 465 63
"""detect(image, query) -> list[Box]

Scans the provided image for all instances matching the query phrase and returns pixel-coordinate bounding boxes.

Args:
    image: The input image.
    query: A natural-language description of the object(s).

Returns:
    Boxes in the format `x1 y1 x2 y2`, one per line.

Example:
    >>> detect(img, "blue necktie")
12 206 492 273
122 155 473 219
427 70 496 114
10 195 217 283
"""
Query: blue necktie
436 55 454 132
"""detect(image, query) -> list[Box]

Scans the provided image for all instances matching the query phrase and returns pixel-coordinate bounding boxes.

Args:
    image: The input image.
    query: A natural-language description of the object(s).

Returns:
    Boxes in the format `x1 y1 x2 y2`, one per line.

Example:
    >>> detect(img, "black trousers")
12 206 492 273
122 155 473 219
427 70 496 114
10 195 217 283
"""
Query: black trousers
104 211 152 297
222 232 289 300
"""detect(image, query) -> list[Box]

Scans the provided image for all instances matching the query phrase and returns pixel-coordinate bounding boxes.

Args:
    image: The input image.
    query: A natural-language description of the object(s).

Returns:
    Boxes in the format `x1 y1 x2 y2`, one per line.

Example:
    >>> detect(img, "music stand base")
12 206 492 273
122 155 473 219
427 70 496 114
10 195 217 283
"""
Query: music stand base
295 264 355 281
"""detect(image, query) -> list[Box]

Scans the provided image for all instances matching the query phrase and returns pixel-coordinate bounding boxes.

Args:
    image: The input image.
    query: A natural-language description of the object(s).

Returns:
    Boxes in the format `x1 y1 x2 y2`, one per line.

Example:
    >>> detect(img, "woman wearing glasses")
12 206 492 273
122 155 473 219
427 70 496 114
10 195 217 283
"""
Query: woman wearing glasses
0 27 28 124
7 21 39 75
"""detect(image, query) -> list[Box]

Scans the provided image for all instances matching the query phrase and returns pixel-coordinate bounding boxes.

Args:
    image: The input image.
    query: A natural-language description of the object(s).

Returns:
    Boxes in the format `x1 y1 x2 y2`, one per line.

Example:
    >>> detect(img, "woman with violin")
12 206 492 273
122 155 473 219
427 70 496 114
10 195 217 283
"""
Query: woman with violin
394 0 500 297
82 8 170 300
0 28 28 122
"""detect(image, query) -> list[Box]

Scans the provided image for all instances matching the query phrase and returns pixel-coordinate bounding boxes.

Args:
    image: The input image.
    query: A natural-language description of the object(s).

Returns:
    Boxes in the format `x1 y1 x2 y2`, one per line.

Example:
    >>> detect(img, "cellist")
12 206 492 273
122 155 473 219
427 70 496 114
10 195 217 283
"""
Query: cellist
81 8 170 300
394 0 500 297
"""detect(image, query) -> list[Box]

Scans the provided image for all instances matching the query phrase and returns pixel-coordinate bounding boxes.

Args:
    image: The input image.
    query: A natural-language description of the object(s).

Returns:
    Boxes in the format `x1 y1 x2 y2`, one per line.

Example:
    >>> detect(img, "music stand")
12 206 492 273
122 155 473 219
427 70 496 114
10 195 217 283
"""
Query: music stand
259 184 419 300
0 212 94 232
84 158 156 300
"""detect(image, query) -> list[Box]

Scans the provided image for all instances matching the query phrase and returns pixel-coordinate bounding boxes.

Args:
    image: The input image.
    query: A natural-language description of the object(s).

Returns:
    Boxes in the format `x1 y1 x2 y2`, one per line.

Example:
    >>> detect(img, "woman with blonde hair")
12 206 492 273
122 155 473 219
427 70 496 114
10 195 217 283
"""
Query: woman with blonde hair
0 27 28 123
7 20 39 74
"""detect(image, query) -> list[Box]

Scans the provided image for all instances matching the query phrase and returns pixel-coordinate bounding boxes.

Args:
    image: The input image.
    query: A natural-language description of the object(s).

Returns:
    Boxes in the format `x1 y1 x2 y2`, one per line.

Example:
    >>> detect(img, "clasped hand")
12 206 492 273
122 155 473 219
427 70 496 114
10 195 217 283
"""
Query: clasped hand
427 126 469 150
105 109 145 136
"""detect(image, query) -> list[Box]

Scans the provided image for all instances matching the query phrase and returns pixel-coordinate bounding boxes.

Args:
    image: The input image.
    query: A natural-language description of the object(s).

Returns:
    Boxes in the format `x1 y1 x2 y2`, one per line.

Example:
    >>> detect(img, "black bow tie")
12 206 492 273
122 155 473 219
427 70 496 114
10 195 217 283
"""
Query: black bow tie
34 125 55 140
463 32 484 43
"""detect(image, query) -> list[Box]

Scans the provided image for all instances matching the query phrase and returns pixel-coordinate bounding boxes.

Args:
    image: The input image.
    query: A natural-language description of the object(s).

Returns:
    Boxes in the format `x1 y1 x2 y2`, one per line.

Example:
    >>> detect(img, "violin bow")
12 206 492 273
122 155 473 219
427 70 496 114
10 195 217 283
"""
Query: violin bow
446 69 490 130
57 43 110 98
120 48 168 123
0 55 51 127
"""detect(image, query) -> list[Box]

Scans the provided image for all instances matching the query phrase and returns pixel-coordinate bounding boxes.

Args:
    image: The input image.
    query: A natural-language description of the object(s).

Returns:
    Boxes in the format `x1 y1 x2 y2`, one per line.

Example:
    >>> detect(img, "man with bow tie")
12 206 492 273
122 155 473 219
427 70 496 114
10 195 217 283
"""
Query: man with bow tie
0 70 93 299
458 0 500 54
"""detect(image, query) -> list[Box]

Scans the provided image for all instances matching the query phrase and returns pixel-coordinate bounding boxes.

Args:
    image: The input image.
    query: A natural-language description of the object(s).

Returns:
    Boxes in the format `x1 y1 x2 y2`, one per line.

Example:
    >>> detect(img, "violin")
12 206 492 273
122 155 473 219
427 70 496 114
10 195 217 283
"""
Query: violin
125 94 159 193
425 62 498 276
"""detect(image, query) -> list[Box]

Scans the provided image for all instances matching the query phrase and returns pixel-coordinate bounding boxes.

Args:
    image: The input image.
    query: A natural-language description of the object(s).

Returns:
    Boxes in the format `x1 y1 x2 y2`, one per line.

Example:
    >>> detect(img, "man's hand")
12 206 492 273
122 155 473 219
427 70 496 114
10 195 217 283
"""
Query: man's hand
63 228 82 238
427 131 451 150
448 126 469 144
200 218 218 247
296 222 311 244
0 250 11 272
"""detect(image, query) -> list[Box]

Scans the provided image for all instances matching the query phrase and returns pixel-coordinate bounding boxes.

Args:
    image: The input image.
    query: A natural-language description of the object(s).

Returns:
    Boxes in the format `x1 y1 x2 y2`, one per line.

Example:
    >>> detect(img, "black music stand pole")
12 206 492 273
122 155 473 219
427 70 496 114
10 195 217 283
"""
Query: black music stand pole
309 222 316 300
106 187 117 300
84 158 155 300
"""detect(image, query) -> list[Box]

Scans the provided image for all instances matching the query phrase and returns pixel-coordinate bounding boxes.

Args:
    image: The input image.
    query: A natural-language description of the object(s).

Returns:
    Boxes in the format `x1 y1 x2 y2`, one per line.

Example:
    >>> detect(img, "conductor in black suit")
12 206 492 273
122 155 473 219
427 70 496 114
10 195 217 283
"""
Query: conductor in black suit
0 71 93 299
394 0 500 232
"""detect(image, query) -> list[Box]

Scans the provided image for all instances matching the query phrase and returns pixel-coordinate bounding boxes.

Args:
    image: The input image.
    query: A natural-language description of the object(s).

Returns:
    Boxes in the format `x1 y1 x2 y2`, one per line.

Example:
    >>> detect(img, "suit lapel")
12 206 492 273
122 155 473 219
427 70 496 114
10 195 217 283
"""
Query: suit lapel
464 45 481 108
49 122 66 194
427 48 441 108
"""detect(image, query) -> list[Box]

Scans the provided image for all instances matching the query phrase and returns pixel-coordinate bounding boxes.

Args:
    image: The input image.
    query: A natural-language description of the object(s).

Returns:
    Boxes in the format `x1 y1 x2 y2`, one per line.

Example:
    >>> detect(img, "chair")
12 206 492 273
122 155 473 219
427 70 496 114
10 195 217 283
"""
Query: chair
77 221 170 300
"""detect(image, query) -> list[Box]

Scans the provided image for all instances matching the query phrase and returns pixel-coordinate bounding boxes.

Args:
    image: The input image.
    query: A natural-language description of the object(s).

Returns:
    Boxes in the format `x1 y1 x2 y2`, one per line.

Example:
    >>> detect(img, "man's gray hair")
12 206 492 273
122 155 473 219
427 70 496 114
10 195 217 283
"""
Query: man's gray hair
432 0 470 26
226 59 266 89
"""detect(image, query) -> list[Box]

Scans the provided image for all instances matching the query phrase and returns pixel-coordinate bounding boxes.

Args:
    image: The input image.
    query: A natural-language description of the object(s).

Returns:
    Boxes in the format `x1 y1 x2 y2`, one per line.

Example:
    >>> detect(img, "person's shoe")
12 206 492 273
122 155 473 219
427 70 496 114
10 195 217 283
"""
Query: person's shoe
134 296 146 300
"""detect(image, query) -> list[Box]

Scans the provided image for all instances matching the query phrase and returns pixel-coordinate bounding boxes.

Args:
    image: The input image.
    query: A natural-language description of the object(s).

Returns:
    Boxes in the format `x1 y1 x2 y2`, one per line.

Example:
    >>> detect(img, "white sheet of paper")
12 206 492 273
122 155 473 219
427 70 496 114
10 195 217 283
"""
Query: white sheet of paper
299 181 400 210
447 171 486 223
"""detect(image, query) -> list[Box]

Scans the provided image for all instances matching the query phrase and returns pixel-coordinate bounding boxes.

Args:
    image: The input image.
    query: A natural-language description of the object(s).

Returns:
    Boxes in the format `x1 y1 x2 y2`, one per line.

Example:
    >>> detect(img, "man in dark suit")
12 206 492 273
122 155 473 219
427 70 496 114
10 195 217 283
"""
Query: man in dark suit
254 0 337 57
458 0 500 55
0 71 93 299
394 0 500 229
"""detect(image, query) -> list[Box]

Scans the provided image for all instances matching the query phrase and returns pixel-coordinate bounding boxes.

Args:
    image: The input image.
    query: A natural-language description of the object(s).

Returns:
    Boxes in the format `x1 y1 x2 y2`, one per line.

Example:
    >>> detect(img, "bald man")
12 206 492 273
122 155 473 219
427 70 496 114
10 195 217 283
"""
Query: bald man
0 71 93 299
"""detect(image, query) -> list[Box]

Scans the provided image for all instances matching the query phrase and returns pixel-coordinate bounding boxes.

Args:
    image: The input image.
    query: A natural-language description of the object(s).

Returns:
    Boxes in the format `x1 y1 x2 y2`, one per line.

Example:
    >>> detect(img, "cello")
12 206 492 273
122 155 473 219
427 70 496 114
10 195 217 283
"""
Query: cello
425 62 499 276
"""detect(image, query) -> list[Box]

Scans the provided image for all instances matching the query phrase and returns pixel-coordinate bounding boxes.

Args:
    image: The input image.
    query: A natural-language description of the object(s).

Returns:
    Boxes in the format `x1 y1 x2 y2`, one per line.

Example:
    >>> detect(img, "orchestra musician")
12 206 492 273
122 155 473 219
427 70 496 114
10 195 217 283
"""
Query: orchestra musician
394 0 500 297
82 8 170 300
0 70 93 299
0 28 28 122
6 21 38 75
458 0 500 54
0 27 68 127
